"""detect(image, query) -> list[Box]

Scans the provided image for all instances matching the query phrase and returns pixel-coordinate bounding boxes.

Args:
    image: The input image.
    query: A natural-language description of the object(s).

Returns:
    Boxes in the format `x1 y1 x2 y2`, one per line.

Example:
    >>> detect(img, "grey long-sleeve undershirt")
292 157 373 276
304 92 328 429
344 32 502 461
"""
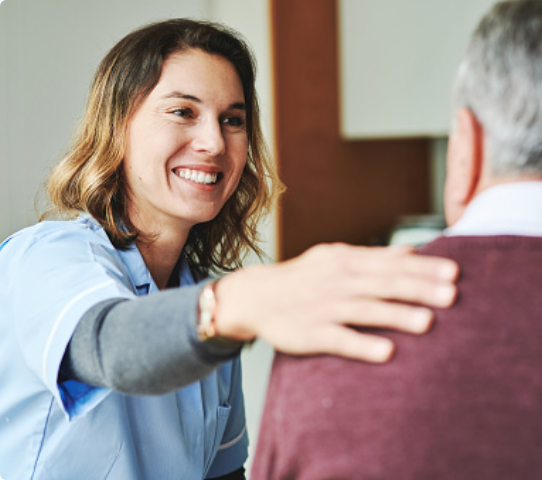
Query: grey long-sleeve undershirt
60 286 243 395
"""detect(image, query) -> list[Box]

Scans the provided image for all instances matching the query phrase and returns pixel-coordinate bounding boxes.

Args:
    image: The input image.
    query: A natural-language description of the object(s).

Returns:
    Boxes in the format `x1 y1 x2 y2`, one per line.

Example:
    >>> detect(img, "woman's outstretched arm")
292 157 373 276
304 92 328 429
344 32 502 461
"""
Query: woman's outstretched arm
62 244 459 392
61 285 241 394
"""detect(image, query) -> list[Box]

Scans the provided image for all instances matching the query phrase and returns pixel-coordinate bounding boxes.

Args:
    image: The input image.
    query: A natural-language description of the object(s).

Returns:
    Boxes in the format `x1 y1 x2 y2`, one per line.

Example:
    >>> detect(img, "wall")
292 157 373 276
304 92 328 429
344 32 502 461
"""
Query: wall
338 0 499 138
0 0 274 472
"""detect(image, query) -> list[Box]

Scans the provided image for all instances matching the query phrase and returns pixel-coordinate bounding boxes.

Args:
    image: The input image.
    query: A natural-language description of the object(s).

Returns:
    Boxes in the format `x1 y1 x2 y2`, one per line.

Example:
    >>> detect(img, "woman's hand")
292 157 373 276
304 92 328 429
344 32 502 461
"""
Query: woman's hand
214 243 459 363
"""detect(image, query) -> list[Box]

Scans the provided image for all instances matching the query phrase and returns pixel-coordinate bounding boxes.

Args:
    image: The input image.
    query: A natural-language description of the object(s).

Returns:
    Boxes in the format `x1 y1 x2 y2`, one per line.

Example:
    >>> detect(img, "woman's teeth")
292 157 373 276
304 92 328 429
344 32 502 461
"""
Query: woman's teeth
175 168 219 185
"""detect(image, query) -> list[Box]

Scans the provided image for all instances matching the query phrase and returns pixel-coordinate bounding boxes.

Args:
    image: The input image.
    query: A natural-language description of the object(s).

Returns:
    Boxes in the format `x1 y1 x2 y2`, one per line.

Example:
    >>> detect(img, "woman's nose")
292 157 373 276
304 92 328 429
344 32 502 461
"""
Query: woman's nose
191 119 226 156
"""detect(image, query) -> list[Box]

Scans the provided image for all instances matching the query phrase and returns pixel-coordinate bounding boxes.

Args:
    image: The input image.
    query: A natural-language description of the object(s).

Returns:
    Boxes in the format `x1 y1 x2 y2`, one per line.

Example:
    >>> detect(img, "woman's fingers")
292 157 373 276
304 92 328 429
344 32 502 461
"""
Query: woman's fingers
290 325 396 363
316 243 459 281
303 242 457 279
308 244 458 307
351 274 457 308
382 249 458 280
332 299 434 334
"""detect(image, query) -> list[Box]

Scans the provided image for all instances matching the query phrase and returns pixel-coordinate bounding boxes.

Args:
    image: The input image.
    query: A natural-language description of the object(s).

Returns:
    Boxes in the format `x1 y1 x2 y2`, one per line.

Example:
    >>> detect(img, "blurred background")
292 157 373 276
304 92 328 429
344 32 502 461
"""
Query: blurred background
0 0 498 473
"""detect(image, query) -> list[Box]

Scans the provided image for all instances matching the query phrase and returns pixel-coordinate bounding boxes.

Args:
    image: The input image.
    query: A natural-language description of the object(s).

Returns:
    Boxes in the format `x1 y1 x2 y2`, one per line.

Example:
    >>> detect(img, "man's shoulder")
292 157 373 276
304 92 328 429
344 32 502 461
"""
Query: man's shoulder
419 234 542 259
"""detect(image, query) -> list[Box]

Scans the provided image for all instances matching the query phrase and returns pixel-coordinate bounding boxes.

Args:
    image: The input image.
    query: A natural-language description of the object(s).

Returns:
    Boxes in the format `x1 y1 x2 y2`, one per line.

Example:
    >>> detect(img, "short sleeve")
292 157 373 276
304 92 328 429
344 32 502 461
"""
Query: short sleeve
7 223 135 419
206 356 249 478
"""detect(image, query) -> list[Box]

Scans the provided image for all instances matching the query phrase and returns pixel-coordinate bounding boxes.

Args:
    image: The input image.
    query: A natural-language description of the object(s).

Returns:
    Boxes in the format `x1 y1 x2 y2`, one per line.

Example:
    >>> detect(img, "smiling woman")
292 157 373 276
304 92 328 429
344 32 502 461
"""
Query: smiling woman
0 17 458 480
45 19 275 280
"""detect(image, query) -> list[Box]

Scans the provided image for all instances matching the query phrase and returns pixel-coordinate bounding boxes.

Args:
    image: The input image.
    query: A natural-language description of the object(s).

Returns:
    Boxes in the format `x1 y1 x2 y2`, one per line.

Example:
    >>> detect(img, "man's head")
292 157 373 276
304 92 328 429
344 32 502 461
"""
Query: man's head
445 0 542 225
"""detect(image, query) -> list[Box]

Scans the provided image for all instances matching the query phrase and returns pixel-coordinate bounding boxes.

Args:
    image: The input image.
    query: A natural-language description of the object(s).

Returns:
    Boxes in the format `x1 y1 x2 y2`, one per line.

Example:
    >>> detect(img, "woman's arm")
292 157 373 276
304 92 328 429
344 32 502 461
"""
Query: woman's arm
62 244 458 392
61 286 241 394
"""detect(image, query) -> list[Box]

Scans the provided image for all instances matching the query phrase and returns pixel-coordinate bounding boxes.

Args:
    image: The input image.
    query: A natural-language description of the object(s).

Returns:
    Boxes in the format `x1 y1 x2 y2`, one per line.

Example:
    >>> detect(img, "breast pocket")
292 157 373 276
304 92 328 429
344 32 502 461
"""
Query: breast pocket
205 403 232 473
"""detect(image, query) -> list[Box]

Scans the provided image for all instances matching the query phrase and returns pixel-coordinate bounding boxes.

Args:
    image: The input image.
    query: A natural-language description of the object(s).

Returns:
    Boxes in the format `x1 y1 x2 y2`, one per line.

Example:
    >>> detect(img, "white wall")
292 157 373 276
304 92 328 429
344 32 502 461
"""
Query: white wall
338 0 499 139
0 0 274 473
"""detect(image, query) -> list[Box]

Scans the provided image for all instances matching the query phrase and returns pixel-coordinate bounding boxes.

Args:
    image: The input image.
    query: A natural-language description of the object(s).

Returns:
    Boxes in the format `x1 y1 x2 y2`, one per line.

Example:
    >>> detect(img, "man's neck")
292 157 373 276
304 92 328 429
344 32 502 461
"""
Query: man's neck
445 181 542 238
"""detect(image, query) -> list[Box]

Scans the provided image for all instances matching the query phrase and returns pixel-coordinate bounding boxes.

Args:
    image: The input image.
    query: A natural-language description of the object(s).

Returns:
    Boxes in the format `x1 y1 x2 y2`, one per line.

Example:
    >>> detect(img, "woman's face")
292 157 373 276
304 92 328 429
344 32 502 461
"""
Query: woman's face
123 48 248 235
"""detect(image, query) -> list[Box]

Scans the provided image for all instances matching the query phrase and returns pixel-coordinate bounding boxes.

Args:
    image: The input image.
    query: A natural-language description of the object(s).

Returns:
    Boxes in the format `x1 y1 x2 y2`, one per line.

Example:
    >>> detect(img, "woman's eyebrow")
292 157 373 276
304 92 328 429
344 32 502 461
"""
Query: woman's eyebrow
161 91 246 110
229 102 246 111
162 91 201 102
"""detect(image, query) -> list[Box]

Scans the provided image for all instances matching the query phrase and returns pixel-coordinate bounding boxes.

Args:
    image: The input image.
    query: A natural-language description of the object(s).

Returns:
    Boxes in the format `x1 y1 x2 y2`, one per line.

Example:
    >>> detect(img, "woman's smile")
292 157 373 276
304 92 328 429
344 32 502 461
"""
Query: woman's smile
173 167 220 186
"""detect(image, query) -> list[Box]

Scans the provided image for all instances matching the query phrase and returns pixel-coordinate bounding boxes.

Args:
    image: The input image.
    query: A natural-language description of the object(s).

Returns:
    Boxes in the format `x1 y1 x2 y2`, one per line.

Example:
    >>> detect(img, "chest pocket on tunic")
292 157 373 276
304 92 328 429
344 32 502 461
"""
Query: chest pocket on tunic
204 403 232 473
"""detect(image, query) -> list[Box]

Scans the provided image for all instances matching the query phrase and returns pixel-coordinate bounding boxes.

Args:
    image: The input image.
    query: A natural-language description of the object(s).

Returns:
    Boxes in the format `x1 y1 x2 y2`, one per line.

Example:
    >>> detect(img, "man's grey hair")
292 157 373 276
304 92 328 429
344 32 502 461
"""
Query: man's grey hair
453 0 542 176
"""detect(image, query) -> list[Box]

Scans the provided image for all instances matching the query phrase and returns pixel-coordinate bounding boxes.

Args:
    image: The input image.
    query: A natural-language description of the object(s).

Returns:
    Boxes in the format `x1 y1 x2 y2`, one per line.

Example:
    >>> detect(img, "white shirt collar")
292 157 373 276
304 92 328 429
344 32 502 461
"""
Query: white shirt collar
445 181 542 237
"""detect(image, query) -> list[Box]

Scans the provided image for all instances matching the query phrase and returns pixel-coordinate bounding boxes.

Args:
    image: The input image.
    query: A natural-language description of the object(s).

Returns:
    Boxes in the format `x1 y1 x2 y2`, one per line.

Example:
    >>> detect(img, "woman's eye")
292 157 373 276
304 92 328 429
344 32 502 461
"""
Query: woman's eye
223 116 246 129
171 108 193 119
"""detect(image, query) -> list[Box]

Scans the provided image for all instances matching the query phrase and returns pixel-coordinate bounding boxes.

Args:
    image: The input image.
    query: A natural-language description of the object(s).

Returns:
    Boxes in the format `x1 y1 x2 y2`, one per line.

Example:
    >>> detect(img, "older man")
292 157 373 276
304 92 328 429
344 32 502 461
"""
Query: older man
251 2 542 479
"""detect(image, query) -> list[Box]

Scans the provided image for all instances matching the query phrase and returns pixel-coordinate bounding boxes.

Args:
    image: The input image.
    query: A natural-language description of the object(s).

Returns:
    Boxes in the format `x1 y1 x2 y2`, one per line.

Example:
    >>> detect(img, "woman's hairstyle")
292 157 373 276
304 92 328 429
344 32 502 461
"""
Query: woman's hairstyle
43 18 284 276
452 0 542 176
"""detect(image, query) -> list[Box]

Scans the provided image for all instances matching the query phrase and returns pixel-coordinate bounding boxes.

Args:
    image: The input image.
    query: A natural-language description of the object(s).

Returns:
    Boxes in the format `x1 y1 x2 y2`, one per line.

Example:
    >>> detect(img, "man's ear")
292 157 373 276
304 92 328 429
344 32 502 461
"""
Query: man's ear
444 108 484 226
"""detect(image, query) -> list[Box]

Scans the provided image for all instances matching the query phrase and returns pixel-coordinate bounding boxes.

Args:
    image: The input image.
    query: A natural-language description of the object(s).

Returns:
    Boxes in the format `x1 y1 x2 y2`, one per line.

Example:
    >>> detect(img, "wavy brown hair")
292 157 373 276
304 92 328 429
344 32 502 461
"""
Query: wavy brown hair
43 18 284 277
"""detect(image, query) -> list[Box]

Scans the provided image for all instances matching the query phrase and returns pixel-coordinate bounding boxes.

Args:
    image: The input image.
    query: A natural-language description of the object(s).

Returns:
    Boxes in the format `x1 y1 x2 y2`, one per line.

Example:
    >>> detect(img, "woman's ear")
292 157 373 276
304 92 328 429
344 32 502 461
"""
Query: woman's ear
443 108 484 226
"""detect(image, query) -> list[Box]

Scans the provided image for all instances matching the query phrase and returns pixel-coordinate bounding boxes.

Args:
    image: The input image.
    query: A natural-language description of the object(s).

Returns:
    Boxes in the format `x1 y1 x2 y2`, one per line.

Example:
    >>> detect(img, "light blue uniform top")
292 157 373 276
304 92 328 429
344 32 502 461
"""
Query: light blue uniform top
0 216 248 480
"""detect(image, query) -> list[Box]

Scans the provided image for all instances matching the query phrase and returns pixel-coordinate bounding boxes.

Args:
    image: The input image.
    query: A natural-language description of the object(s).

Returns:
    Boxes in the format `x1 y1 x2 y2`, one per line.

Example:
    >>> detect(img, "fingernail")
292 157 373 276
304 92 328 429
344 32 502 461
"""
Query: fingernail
435 285 456 305
438 262 458 279
412 308 433 332
373 338 395 362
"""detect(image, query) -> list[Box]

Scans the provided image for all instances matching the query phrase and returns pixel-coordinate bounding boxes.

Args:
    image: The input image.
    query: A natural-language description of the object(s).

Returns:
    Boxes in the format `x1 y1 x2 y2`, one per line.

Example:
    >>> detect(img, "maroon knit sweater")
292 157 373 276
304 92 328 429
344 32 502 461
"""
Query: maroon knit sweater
251 236 542 480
